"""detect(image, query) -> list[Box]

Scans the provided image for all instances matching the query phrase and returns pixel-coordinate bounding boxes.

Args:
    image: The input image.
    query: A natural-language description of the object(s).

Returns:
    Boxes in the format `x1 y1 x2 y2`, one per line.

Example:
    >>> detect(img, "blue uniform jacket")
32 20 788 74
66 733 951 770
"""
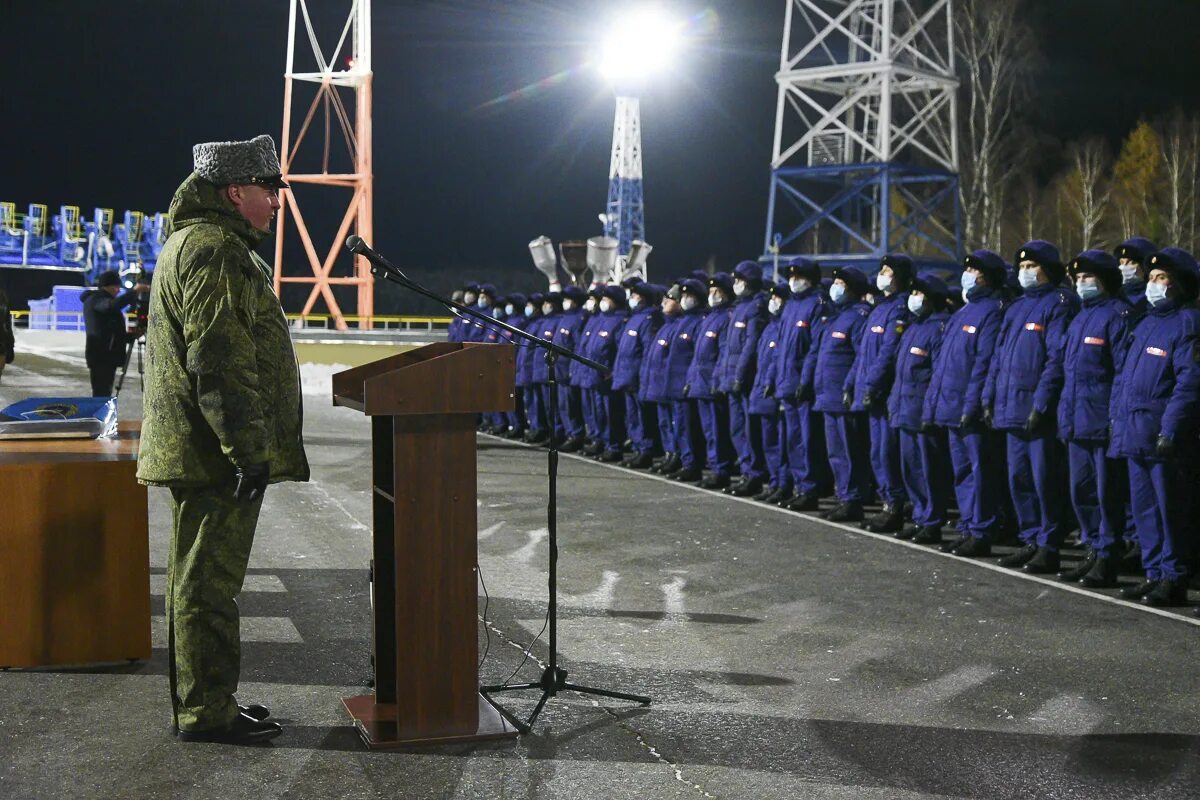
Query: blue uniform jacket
1108 302 1200 459
684 305 733 399
447 314 466 342
802 301 871 413
983 283 1079 429
845 291 910 410
569 311 606 386
639 314 679 403
922 288 1004 427
644 308 705 401
749 316 784 415
887 311 948 431
514 314 542 387
529 312 561 384
1055 295 1131 442
613 307 663 392
714 293 767 392
575 310 627 389
773 288 824 396
552 308 588 382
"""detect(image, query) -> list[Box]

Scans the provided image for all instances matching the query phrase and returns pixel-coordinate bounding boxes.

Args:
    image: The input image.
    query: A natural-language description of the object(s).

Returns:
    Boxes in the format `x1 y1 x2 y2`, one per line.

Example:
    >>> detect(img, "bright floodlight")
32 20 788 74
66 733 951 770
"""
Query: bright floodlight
598 9 682 86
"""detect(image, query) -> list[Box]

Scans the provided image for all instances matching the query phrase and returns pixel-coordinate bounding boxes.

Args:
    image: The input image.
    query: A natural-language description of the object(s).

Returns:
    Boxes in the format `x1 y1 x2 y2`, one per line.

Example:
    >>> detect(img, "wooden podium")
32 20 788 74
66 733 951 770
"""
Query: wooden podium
332 342 520 747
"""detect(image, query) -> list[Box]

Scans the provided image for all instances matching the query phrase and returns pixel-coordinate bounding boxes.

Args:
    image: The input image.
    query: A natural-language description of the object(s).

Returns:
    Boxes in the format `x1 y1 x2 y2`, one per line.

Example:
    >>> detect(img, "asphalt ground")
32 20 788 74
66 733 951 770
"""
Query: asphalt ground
1 341 1198 800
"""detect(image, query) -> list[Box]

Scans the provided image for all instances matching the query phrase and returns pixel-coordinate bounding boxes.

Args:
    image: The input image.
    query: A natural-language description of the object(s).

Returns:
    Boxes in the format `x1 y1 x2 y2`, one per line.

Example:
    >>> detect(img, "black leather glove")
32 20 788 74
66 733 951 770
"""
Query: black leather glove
842 390 853 409
981 406 994 429
233 461 270 503
862 392 875 410
920 420 936 433
683 383 691 398
959 409 979 431
1155 435 1176 459
796 384 814 403
1024 409 1043 435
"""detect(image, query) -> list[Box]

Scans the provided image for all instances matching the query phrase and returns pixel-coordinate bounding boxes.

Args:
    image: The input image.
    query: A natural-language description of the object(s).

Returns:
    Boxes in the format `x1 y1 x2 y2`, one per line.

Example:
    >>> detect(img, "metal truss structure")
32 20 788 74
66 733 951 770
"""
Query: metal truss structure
274 0 373 329
764 0 961 268
603 96 646 257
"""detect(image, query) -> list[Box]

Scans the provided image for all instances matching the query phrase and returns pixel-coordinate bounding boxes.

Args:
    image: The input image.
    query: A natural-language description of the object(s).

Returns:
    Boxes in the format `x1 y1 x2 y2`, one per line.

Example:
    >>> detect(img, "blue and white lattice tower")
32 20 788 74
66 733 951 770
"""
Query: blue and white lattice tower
764 0 962 269
603 95 645 257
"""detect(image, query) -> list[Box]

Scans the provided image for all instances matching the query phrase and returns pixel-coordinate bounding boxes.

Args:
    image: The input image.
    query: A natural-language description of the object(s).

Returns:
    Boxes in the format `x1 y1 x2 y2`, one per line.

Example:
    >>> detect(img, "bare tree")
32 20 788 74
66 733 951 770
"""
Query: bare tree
1063 138 1112 247
1160 111 1199 247
955 0 1036 250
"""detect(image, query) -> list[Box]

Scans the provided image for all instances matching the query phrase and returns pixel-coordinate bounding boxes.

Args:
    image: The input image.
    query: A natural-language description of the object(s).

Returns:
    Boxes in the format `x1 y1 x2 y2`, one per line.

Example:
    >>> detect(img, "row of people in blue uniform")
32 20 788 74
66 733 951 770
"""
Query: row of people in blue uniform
447 237 1200 611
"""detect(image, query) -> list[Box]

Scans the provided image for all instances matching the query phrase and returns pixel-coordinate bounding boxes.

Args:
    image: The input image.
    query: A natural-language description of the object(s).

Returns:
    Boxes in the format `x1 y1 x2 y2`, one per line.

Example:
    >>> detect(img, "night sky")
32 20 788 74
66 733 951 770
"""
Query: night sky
4 1 1200 314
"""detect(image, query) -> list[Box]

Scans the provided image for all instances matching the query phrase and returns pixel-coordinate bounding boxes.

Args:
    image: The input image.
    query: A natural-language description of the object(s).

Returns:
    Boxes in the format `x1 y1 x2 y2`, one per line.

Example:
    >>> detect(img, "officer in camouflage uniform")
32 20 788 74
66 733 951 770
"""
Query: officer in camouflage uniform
137 135 309 744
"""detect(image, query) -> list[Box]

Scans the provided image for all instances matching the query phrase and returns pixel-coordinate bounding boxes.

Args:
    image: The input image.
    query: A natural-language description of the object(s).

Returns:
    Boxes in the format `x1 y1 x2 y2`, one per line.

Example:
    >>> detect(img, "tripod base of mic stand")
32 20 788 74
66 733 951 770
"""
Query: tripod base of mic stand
482 666 651 733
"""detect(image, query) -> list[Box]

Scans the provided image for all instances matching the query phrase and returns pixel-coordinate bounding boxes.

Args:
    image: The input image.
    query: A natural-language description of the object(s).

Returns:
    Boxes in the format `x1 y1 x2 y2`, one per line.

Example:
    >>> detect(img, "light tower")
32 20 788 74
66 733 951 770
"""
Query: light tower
763 0 961 268
273 0 373 330
598 9 681 262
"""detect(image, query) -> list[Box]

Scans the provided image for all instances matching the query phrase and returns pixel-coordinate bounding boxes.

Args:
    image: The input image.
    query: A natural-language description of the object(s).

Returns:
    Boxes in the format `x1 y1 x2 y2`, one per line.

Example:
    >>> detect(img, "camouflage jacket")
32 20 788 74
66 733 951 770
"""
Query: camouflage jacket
137 173 309 487
0 286 14 362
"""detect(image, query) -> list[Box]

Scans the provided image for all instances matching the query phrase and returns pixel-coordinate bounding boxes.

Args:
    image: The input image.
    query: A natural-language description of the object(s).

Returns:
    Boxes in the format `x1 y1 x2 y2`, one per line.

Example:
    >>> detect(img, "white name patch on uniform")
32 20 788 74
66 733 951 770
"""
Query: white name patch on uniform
1146 347 1168 357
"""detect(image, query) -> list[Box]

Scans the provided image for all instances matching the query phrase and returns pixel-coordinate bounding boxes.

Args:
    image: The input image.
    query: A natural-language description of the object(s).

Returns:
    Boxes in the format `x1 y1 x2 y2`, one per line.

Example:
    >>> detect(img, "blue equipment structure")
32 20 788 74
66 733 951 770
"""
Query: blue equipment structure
0 202 165 282
602 96 646 257
763 0 962 272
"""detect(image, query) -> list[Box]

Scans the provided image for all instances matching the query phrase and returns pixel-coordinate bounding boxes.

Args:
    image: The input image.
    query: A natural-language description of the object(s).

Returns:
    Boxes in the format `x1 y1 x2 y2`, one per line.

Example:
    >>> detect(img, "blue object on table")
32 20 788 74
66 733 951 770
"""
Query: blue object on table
0 396 118 439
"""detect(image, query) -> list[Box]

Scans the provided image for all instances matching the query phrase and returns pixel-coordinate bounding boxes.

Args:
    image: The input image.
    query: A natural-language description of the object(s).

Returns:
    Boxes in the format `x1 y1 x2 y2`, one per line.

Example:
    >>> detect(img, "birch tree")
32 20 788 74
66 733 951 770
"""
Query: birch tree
1159 112 1199 247
1063 138 1112 247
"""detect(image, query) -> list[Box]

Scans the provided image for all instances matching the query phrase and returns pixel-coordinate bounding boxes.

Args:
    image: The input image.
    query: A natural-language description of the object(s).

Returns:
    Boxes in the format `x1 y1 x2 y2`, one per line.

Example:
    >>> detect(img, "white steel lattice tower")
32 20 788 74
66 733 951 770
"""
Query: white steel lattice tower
274 0 374 329
764 0 961 266
604 97 645 257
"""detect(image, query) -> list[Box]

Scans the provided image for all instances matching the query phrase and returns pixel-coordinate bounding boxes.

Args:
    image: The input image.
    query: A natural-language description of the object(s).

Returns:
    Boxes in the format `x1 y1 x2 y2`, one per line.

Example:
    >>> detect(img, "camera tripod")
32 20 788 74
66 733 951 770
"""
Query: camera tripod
113 333 144 397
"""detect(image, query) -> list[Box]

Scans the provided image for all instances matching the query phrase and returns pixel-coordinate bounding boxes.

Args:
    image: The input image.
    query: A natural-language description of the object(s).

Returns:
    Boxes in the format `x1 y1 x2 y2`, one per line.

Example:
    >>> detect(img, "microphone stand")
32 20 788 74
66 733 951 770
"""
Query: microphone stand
346 237 651 734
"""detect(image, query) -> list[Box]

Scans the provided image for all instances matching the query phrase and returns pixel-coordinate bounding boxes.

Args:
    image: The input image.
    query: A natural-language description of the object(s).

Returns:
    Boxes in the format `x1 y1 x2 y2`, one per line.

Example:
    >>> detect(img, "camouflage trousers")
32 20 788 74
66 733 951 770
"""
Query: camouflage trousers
166 485 263 732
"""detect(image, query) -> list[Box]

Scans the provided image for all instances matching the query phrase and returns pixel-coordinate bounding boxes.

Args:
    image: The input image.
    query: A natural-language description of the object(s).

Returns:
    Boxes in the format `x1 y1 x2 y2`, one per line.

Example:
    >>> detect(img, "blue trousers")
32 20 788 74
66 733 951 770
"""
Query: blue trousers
580 387 597 438
591 387 624 451
1005 431 1067 550
504 387 524 432
627 392 661 455
898 428 950 528
1066 439 1127 559
868 411 906 506
672 399 704 469
657 402 676 455
696 397 734 475
947 426 999 539
755 411 788 489
780 398 827 495
558 384 585 438
524 386 546 433
1128 457 1192 581
824 412 870 503
729 392 766 480
538 384 563 437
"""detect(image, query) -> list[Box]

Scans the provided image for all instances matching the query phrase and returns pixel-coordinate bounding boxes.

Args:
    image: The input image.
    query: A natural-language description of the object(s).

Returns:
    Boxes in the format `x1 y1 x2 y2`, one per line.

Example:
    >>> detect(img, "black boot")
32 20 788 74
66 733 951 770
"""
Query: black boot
864 505 904 534
954 536 992 558
1022 547 1060 574
753 484 777 501
894 524 919 541
998 543 1038 569
1057 549 1096 582
1141 579 1189 607
524 429 549 445
729 476 764 497
558 435 585 453
1119 578 1159 599
912 526 943 545
624 452 655 469
699 472 731 490
824 502 864 522
669 464 702 483
652 453 680 474
785 491 820 512
582 439 605 456
722 475 750 495
940 534 969 553
177 712 283 744
1079 555 1120 588
598 449 624 463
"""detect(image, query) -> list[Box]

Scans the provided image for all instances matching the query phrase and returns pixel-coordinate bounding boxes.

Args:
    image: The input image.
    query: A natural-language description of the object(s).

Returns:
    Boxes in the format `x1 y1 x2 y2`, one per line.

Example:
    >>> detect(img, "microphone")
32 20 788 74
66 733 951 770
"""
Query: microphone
345 234 367 254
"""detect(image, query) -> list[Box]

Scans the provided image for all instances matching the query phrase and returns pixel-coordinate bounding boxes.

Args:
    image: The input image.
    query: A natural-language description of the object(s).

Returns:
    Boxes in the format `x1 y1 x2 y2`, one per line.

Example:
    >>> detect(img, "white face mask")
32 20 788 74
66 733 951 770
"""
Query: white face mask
876 273 893 292
788 278 810 294
733 279 749 297
629 296 641 310
599 299 613 312
709 291 726 306
681 295 698 311
504 304 515 316
768 297 784 315
562 299 575 312
1018 267 1040 289
960 270 977 303
829 283 846 304
907 293 925 315
478 296 492 308
625 288 632 300
1076 280 1101 301
542 303 554 315
585 298 597 312
1146 281 1169 306
525 305 535 317
1120 263 1141 284
463 293 478 306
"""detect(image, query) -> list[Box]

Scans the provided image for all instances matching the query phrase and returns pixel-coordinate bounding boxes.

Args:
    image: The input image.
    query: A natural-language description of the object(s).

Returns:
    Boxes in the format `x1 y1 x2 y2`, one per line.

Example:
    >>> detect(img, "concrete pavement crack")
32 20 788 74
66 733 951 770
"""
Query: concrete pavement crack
592 701 719 799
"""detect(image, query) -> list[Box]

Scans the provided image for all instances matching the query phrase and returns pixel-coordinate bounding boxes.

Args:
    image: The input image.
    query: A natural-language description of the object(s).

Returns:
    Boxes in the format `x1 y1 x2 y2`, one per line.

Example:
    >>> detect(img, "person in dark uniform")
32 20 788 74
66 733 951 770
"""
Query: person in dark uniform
81 269 148 396
1114 237 1155 313
1107 248 1200 607
574 288 607 453
514 293 544 439
749 281 791 501
616 282 664 468
1054 251 1132 587
686 273 737 489
0 282 14 384
717 261 769 497
581 285 629 461
525 292 562 445
664 279 709 481
553 286 589 450
641 282 686 474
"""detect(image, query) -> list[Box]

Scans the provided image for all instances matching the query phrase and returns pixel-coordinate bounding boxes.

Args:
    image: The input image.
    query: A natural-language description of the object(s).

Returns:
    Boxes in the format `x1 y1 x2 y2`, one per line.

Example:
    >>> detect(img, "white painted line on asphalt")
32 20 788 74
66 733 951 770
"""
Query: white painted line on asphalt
480 433 1200 629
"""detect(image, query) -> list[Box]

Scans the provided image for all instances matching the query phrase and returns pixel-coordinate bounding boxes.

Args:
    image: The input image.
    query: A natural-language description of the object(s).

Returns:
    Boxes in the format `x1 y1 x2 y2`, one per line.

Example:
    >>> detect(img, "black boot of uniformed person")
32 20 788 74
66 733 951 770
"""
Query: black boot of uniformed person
582 439 604 457
558 435 585 453
823 501 863 522
651 453 679 474
911 526 942 545
722 475 749 495
623 452 655 469
941 534 969 553
864 504 904 534
1140 579 1189 607
895 524 918 540
729 476 764 497
598 448 624 463
954 536 991 558
998 543 1038 569
761 486 789 504
176 711 282 744
669 463 702 482
1058 549 1096 582
1022 547 1060 574
699 472 731 490
1120 578 1159 599
1079 556 1120 588
785 491 820 512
